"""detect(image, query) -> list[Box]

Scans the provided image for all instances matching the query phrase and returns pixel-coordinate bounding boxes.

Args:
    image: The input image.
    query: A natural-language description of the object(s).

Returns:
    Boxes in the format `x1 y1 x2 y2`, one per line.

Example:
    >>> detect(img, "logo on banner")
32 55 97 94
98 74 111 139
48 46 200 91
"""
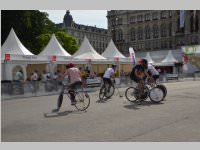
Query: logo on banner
5 54 10 61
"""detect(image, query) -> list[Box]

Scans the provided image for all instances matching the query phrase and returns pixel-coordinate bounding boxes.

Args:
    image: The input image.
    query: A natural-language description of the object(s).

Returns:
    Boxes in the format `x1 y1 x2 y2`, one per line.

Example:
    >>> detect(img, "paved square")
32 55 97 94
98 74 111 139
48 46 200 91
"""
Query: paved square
2 80 200 142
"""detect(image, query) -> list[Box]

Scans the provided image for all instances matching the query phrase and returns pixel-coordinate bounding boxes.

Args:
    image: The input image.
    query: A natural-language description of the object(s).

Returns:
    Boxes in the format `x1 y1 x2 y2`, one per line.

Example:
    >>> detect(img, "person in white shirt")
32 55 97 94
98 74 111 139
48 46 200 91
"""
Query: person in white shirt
103 64 117 92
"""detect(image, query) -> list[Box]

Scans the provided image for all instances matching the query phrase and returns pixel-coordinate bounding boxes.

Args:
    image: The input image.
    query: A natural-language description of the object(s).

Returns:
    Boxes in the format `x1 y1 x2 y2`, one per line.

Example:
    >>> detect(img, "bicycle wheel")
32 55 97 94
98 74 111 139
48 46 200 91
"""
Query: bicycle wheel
74 91 90 111
149 87 164 103
99 86 106 101
125 86 149 102
104 83 115 99
125 87 138 102
157 84 167 98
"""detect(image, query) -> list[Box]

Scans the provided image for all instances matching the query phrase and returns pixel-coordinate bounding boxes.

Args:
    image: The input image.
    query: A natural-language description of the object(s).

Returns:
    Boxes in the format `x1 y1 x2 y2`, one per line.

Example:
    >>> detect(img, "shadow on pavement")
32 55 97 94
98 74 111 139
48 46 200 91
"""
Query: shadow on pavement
43 110 86 118
123 101 164 110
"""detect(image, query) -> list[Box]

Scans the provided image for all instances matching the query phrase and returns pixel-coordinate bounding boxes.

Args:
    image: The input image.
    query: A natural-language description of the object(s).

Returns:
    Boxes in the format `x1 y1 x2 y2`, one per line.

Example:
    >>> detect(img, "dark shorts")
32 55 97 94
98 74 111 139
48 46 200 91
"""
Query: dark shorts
132 75 144 83
103 78 112 85
69 81 82 90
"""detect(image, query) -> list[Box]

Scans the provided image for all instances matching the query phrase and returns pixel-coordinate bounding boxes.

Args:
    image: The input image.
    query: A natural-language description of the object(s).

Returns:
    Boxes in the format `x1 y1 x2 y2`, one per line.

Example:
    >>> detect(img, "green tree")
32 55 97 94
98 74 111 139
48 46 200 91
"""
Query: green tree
1 10 58 54
35 31 79 55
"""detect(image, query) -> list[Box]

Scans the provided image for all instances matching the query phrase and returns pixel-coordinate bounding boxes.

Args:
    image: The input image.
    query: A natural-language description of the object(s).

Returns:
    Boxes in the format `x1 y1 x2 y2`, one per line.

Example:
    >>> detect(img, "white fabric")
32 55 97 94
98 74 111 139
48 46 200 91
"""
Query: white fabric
1 28 34 56
39 34 71 57
145 52 154 64
73 36 106 60
148 64 159 75
161 50 178 64
103 68 114 78
101 39 126 59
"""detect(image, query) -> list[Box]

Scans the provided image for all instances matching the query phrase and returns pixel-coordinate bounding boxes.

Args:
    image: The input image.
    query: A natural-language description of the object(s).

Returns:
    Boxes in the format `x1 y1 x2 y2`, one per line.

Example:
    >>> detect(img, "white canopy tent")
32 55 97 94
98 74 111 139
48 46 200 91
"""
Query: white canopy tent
39 34 71 57
145 52 155 64
1 28 42 81
101 39 126 60
1 28 34 57
73 36 106 60
161 50 178 65
38 34 73 75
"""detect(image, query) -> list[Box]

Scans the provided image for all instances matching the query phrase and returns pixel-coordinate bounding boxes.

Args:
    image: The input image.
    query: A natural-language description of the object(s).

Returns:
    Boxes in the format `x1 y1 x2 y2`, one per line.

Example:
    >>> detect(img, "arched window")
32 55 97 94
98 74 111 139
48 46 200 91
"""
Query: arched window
130 28 136 41
137 27 143 40
161 23 167 37
153 24 159 38
12 65 23 80
145 25 151 39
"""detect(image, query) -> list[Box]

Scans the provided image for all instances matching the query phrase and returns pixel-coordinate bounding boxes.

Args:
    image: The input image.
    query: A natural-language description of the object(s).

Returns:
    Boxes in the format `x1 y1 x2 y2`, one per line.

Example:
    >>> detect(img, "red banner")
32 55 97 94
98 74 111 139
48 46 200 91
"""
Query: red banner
51 55 56 61
5 54 10 61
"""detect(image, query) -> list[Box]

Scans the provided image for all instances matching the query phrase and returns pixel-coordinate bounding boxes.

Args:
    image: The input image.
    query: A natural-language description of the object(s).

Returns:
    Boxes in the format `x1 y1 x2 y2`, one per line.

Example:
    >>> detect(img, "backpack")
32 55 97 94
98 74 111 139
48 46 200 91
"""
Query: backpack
130 67 135 80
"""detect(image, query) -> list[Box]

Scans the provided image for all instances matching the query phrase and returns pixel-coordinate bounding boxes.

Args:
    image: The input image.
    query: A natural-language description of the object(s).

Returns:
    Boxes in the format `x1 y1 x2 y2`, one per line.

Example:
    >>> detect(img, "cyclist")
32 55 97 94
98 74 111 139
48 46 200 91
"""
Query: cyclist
52 63 82 112
130 59 147 99
102 64 117 94
140 59 160 84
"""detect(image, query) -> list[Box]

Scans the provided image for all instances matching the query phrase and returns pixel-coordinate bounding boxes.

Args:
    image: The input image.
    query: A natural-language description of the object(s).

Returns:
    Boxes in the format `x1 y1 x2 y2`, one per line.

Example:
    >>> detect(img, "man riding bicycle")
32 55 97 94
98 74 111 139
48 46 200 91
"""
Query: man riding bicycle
130 58 160 99
52 63 82 112
140 59 160 84
102 64 117 94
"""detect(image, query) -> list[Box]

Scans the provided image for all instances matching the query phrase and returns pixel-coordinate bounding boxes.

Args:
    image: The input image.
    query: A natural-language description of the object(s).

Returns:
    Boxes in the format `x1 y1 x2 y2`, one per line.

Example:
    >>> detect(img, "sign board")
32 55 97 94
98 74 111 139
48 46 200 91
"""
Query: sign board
5 54 10 61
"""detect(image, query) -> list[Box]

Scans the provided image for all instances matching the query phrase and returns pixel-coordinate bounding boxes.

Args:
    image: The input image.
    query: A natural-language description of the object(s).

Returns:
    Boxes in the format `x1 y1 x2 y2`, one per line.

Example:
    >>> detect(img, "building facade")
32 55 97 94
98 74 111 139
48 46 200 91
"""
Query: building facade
57 10 110 54
107 10 200 56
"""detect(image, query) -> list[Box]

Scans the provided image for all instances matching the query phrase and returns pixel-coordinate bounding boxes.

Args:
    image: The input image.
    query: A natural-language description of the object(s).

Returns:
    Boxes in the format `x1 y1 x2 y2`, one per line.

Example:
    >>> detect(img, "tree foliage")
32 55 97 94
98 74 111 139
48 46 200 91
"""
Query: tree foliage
1 10 79 55
35 32 79 55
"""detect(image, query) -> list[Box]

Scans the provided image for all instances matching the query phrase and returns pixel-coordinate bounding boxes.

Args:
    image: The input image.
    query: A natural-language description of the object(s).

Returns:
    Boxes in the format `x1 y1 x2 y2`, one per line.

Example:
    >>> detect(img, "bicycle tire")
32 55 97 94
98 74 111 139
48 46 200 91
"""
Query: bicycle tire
125 87 138 102
125 86 149 102
149 87 164 103
74 91 90 111
99 86 106 101
104 84 115 99
157 84 167 98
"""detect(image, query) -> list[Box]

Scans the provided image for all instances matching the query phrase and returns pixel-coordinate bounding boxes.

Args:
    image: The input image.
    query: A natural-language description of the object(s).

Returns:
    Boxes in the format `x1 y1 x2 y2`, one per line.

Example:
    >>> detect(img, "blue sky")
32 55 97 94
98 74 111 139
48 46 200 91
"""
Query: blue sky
41 10 108 29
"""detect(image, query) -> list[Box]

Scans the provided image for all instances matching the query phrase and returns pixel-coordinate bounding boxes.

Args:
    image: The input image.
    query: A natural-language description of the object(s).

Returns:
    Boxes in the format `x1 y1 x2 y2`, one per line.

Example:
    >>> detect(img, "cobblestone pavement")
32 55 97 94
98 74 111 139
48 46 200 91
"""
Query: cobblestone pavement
1 80 200 142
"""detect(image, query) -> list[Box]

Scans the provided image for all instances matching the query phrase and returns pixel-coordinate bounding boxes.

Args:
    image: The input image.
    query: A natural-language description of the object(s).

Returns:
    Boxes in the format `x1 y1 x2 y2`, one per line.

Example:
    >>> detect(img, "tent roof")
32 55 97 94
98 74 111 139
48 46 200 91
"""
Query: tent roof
101 39 126 59
161 50 178 63
145 52 154 64
1 28 34 56
38 34 71 57
73 36 106 60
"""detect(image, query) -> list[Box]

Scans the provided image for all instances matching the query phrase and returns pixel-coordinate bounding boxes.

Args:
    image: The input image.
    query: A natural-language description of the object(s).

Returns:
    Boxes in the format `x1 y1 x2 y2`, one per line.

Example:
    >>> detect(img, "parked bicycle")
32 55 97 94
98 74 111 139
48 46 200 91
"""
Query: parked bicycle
125 78 164 103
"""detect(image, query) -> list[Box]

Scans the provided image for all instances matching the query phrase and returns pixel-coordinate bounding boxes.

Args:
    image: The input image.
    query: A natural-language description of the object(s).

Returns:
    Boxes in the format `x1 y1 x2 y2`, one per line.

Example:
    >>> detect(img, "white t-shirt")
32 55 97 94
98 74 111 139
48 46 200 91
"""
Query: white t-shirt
103 68 114 78
148 64 159 75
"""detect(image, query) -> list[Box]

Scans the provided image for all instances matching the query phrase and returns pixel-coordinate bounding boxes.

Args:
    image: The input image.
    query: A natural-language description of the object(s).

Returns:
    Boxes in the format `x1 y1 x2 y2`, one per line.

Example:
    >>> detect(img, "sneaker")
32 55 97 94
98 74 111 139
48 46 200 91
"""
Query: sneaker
52 108 59 113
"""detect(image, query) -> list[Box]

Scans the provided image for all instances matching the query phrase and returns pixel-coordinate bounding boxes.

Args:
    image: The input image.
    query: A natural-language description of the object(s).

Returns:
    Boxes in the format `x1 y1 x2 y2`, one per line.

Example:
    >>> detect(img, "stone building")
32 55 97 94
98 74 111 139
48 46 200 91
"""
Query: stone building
107 10 200 56
57 10 110 54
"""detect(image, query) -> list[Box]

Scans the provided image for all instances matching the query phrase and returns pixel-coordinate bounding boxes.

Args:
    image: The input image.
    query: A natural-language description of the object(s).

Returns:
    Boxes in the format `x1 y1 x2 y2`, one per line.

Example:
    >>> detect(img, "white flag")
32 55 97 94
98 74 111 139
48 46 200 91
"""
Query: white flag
129 47 136 66
180 10 185 28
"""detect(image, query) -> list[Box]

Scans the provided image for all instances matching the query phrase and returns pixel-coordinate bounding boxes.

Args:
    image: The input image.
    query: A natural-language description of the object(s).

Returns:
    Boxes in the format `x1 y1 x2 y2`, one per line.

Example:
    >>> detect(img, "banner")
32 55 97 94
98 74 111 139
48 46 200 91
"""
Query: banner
5 54 10 61
180 10 185 28
129 47 136 66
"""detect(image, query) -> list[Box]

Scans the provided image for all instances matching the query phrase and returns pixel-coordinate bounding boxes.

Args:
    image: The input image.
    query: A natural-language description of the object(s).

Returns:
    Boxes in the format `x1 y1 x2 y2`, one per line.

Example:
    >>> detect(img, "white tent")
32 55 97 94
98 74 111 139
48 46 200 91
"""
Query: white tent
101 39 126 60
73 36 106 60
1 28 34 56
161 50 178 64
38 34 71 57
1 28 41 81
145 52 154 64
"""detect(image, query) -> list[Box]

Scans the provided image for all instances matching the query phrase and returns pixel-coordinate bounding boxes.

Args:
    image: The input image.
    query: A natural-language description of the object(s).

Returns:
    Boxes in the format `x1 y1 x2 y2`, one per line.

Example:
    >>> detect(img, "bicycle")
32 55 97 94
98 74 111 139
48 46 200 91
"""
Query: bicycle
60 81 90 111
99 78 122 101
146 76 167 99
125 79 164 103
